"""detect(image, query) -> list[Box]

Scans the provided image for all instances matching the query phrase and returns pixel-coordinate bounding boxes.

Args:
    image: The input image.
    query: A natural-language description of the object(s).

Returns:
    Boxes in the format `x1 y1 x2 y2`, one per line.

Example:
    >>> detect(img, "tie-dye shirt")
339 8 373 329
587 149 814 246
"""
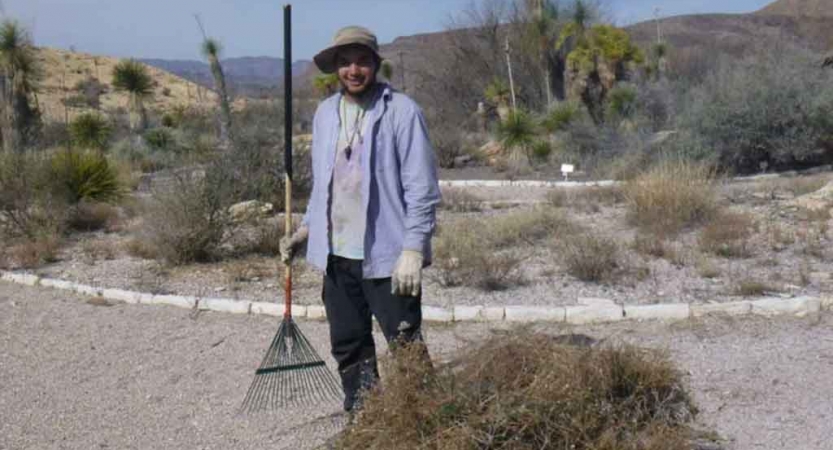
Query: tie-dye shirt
329 98 368 260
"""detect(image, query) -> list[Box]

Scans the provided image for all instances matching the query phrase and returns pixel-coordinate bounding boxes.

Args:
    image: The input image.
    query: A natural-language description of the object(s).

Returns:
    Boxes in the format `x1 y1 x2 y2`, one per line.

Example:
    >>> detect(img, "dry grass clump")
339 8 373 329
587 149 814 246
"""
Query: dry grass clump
698 211 755 258
632 233 675 260
80 239 117 263
440 188 483 213
432 219 525 291
488 207 579 248
136 171 235 265
546 185 624 212
733 278 773 297
67 201 121 232
560 231 620 282
338 333 703 450
623 161 718 235
5 236 61 269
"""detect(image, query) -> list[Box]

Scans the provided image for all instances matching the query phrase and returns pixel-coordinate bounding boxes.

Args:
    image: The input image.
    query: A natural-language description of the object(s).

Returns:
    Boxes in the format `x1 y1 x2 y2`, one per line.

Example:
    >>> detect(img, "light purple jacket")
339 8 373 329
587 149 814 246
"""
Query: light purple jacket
302 83 441 279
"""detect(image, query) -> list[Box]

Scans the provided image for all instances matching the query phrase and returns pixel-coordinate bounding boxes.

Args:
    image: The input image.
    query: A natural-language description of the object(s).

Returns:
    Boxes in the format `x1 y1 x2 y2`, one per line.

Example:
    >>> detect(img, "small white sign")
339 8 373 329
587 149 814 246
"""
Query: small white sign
561 164 575 174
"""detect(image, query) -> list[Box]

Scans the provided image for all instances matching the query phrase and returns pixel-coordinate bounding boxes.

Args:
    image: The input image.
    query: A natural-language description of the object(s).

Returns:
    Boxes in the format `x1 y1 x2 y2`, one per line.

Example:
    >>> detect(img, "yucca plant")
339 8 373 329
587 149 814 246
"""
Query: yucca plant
0 20 41 153
484 78 511 121
69 113 111 151
112 59 153 135
497 109 537 164
201 38 231 149
380 60 394 84
51 150 122 204
313 73 339 98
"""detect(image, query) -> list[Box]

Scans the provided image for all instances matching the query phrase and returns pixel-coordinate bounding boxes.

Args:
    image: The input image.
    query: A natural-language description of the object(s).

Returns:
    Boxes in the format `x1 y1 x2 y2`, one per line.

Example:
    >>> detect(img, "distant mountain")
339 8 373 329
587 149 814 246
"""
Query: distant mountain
140 57 313 91
755 0 833 18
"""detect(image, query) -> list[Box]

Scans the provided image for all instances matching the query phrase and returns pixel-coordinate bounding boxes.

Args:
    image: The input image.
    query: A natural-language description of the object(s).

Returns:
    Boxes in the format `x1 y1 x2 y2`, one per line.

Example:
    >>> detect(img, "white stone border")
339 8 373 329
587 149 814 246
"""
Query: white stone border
2 271 830 324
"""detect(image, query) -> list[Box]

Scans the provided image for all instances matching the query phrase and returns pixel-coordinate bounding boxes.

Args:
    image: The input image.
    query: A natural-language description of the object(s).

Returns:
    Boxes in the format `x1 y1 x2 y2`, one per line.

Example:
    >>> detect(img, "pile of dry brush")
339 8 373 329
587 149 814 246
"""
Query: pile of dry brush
338 332 719 450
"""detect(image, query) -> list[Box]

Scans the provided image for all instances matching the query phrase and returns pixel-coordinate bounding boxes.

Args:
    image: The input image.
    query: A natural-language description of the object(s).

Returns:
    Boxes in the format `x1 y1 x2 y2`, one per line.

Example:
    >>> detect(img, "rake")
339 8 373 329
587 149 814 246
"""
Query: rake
240 4 341 413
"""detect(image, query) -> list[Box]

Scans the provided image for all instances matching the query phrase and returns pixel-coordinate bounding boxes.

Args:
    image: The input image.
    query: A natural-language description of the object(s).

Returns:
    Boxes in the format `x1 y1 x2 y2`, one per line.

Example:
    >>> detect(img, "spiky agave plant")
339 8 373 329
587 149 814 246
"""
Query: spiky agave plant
0 20 41 153
380 59 394 83
497 109 537 165
112 59 153 135
69 112 111 152
201 38 231 148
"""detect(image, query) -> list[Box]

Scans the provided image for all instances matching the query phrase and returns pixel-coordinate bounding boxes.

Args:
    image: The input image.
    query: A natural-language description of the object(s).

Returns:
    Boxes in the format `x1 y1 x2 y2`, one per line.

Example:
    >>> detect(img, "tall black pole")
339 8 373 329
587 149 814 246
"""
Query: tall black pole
283 4 292 181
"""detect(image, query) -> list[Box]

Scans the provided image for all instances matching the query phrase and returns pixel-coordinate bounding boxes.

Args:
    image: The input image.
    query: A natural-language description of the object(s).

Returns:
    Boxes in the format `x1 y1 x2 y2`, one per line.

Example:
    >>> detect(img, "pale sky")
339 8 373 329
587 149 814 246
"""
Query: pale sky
6 0 774 61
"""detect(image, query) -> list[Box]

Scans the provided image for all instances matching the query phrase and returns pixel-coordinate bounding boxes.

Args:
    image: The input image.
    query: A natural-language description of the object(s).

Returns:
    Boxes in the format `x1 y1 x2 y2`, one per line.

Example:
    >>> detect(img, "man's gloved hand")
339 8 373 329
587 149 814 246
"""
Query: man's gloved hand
279 226 309 263
391 250 423 297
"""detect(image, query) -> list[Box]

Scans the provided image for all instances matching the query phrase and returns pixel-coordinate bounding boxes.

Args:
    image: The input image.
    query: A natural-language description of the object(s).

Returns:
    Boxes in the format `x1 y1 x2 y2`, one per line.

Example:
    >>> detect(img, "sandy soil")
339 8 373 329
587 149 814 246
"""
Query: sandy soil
2 281 831 450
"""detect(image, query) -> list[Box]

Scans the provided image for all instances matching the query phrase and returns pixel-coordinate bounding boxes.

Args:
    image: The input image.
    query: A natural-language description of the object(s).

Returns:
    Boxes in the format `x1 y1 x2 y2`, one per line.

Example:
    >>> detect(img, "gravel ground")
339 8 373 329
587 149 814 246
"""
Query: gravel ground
2 281 832 450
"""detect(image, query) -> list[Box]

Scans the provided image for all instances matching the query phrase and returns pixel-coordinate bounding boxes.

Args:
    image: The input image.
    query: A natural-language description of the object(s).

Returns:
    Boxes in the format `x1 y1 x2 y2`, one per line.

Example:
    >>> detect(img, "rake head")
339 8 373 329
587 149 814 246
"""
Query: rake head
240 316 342 413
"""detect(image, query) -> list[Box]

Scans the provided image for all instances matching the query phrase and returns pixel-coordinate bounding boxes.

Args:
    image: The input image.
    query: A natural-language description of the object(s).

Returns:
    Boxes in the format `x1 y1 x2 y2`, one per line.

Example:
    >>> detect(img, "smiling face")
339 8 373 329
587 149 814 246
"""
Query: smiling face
335 45 378 102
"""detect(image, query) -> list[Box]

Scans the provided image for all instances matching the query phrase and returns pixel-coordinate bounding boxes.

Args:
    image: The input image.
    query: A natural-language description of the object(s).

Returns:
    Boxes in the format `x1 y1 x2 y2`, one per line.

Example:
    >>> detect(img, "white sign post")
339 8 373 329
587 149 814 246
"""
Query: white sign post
561 164 575 182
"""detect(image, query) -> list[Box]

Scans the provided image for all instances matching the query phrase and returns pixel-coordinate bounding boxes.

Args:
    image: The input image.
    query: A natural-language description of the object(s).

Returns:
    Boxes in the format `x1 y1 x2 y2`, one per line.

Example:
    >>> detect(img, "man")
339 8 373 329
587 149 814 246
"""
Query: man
280 26 441 412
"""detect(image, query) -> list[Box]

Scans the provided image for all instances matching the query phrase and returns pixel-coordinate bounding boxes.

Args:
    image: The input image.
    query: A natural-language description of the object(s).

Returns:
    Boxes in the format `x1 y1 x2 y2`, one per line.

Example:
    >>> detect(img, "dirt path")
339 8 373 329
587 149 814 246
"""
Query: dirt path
1 282 831 450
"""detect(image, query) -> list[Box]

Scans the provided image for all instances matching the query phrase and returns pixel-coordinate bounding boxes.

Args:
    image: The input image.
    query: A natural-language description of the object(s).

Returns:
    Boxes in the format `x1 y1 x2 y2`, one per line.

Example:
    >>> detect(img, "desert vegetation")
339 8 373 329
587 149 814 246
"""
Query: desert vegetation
0 0 831 307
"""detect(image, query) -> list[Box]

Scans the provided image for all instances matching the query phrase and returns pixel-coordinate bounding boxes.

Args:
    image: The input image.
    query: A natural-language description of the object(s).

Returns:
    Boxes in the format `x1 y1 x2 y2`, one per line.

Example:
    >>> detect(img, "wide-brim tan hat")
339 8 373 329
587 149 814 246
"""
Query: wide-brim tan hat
314 26 380 74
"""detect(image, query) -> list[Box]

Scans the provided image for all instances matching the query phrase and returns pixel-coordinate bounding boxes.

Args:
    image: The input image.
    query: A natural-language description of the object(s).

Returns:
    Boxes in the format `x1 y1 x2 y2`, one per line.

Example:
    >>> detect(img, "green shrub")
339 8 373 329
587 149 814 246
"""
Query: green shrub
497 109 536 162
50 150 122 204
606 84 638 121
143 127 177 152
542 101 581 133
531 140 553 162
0 152 68 241
677 49 833 173
69 112 111 151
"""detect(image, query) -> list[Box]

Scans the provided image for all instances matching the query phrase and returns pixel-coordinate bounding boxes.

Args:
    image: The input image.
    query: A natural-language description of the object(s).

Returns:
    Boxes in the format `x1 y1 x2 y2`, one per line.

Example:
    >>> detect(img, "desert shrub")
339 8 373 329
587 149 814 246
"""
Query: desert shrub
633 233 674 259
698 210 755 258
606 84 638 122
339 333 702 450
624 160 718 235
0 152 69 241
530 140 553 162
636 79 676 131
50 150 122 204
440 188 483 213
488 207 579 248
677 49 833 174
547 185 625 211
143 127 177 152
73 76 107 109
430 121 464 169
733 278 771 297
69 112 111 151
432 219 525 291
5 235 61 269
542 101 582 133
560 231 620 282
138 167 235 265
80 239 117 263
67 201 120 232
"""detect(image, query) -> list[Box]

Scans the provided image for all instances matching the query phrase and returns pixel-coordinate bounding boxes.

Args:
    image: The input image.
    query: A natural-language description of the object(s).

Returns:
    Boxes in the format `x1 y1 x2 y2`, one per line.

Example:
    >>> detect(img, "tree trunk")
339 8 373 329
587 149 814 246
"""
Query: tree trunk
209 55 232 150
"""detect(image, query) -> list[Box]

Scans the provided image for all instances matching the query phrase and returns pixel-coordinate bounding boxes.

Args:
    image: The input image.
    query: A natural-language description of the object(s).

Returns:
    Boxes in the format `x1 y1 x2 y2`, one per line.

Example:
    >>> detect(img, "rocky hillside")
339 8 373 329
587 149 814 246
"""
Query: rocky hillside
34 47 216 123
140 57 313 92
756 0 833 17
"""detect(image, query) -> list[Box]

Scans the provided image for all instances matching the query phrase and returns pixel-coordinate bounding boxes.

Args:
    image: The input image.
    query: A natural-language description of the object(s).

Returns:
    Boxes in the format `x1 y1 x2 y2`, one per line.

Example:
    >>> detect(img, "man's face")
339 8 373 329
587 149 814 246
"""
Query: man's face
335 45 377 98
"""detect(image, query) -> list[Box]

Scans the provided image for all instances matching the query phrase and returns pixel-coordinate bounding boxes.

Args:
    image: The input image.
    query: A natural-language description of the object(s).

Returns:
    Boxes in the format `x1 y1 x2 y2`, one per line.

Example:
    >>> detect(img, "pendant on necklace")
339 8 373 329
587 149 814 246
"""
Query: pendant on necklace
344 145 352 160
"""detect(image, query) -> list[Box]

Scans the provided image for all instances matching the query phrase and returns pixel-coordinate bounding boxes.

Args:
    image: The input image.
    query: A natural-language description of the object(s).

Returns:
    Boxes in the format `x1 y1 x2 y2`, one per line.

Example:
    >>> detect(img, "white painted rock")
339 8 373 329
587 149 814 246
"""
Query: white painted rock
565 305 624 324
505 306 566 323
625 303 690 321
422 306 453 323
199 298 251 314
690 301 752 317
751 297 821 317
251 302 284 317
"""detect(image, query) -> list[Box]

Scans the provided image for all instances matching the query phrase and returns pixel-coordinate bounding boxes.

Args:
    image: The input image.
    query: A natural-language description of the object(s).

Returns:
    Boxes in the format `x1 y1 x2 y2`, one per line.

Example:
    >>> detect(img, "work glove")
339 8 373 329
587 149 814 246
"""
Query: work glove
391 250 423 297
279 225 309 263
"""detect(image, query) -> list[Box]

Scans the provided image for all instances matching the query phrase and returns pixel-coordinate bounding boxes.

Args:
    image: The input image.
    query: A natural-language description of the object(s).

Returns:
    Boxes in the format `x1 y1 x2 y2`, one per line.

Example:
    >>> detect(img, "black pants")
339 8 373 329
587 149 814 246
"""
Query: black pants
322 254 425 411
